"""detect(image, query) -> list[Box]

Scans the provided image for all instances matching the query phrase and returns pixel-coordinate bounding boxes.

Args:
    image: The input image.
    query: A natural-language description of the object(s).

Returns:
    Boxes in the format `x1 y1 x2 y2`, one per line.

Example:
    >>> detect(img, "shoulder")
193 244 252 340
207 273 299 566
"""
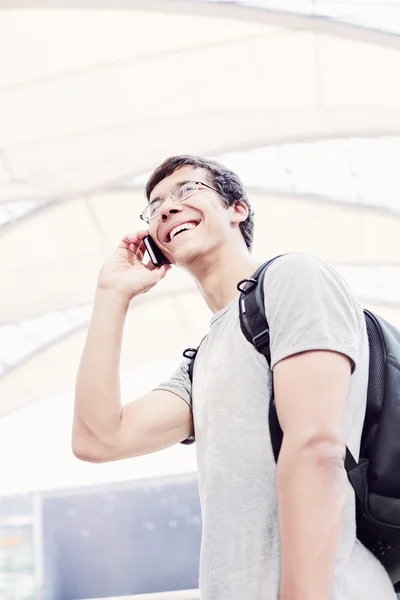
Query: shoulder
264 253 353 296
263 252 363 323
266 252 332 278
261 254 364 371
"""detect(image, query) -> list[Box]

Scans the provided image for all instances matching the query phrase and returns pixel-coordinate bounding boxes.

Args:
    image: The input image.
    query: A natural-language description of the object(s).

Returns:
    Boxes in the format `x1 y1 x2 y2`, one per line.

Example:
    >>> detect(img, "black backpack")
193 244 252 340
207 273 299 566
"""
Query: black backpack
184 256 400 589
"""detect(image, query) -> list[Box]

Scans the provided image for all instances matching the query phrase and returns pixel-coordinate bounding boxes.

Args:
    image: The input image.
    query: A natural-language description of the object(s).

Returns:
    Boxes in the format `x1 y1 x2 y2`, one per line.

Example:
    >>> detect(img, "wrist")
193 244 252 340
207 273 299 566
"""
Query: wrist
95 286 131 312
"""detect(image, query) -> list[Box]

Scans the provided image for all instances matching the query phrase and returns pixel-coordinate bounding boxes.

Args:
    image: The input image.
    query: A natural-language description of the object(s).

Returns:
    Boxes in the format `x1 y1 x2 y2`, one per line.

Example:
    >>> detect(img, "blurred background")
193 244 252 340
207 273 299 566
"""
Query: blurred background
0 1 400 599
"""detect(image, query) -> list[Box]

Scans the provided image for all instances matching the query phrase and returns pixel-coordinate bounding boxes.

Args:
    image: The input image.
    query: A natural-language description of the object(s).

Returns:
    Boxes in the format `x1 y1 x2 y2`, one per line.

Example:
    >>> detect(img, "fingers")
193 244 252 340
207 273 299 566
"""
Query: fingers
129 240 145 262
119 231 148 251
118 231 170 275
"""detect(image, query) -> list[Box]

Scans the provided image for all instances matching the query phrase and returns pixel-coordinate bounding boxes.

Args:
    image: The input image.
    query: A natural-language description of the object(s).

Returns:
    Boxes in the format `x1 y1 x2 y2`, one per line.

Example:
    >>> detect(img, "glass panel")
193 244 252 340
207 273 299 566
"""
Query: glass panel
128 137 400 212
281 139 357 199
0 497 35 600
197 0 400 35
218 147 292 191
316 1 400 34
0 307 92 369
0 199 47 229
349 138 399 205
65 305 93 327
223 137 399 210
337 266 400 303
0 325 38 366
0 261 398 377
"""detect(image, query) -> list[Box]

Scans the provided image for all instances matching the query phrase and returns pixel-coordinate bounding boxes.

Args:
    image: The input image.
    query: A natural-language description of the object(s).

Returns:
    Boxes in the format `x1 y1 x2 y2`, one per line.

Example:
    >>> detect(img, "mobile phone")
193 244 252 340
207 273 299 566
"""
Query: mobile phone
143 235 169 267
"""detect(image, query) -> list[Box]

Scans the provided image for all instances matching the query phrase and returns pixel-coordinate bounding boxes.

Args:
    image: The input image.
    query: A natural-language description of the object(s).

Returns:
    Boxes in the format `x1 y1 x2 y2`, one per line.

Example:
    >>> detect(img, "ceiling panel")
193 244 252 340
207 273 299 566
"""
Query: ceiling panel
0 4 399 416
0 189 399 324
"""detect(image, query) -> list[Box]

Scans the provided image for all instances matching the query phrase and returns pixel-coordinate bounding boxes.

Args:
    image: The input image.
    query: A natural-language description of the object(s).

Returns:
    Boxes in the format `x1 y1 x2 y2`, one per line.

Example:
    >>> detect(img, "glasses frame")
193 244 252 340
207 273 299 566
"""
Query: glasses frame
140 180 222 223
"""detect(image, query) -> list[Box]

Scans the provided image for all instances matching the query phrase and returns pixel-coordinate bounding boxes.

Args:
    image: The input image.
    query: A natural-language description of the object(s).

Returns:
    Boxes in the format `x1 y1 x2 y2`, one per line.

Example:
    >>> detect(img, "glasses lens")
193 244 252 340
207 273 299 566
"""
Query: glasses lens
175 182 198 202
145 199 163 221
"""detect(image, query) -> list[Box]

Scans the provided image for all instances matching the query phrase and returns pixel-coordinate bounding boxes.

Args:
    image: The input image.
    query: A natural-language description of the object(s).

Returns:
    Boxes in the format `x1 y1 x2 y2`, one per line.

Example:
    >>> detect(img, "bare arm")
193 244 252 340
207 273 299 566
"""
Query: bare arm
274 350 350 600
72 232 193 463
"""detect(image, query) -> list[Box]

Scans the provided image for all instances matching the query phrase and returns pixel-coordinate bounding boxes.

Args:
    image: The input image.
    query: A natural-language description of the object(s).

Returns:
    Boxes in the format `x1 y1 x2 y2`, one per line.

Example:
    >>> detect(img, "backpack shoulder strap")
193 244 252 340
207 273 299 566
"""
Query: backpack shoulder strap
186 254 285 384
183 347 198 384
183 335 207 385
238 254 359 472
180 337 207 446
238 255 284 365
238 255 285 461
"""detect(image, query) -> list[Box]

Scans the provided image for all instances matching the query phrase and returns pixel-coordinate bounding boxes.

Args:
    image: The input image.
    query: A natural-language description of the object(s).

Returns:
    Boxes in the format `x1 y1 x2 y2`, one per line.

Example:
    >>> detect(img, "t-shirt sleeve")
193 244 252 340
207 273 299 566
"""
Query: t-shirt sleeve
153 358 193 409
154 359 194 444
264 254 362 372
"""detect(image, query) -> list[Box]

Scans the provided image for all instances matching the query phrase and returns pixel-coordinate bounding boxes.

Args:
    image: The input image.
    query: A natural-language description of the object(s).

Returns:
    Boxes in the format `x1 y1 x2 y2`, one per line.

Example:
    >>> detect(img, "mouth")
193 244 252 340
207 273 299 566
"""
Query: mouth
165 220 200 243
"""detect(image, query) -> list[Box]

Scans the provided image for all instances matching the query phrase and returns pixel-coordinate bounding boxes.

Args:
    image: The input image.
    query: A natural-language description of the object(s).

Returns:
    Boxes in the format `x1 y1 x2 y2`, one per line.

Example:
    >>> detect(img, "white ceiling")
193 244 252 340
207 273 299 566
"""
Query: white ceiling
0 1 399 415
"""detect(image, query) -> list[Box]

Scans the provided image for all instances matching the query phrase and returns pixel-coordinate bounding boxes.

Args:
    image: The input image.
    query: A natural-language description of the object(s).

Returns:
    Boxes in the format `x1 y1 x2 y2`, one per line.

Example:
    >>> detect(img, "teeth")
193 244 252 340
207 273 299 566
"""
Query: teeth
170 221 197 241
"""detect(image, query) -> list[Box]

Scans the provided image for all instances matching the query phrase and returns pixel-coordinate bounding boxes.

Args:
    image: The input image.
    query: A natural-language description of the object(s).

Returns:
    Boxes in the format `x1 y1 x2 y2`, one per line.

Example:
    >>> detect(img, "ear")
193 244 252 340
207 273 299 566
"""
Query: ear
230 200 248 225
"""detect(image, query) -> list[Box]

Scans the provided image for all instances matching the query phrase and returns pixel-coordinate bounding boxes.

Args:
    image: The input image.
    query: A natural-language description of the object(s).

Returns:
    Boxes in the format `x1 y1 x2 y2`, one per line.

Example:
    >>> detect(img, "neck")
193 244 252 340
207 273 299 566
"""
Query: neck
183 243 262 313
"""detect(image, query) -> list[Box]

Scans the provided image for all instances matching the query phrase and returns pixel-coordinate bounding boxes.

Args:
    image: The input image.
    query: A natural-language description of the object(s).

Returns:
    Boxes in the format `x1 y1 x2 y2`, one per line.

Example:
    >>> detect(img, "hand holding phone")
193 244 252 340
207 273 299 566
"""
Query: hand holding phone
143 235 170 267
97 231 170 301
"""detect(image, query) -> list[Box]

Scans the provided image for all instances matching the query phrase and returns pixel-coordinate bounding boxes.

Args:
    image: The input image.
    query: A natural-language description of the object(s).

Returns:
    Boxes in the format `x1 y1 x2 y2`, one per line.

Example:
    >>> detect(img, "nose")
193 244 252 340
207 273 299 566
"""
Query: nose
160 198 183 222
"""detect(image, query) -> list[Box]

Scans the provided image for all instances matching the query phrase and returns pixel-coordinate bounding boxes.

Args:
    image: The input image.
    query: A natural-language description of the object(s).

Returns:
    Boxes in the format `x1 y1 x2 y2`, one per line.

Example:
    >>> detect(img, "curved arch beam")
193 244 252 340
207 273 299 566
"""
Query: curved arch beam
0 285 196 380
122 184 400 219
0 284 198 416
1 0 400 50
2 130 400 230
2 182 400 234
2 280 400 377
1 284 400 417
1 184 398 324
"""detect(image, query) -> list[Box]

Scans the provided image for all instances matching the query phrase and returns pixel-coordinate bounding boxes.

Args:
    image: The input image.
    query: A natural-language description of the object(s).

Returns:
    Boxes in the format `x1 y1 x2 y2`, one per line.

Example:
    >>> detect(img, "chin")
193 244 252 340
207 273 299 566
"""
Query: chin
173 243 208 268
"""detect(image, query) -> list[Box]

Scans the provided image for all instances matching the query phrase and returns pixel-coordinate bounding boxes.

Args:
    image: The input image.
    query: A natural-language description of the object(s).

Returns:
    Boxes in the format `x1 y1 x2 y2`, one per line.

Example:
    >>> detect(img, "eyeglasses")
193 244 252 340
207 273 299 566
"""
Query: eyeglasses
140 180 221 223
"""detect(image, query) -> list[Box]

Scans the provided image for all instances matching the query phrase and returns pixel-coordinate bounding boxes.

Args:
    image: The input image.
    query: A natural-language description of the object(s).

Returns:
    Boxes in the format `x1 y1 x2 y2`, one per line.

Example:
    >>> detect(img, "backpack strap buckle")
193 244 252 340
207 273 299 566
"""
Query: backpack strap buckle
183 347 198 360
237 277 258 294
252 328 270 353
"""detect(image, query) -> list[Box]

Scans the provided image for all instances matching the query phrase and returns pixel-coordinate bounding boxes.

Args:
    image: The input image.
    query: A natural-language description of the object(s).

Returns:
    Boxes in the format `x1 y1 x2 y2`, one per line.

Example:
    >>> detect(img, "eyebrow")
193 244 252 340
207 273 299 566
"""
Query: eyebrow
149 180 193 204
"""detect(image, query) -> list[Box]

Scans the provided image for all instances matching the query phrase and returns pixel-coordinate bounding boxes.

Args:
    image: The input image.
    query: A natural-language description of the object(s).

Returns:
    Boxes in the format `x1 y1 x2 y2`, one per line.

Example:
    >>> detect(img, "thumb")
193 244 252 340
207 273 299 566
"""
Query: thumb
152 263 171 282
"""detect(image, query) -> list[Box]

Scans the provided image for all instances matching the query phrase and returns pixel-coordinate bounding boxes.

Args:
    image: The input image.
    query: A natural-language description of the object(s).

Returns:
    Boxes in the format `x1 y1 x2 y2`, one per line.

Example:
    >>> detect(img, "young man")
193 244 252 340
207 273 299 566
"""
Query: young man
73 156 395 600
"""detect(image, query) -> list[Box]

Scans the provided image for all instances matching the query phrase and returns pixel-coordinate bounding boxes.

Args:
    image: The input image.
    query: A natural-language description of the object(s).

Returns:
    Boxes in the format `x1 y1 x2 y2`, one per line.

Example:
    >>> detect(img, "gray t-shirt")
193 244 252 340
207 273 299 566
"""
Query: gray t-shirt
155 253 396 600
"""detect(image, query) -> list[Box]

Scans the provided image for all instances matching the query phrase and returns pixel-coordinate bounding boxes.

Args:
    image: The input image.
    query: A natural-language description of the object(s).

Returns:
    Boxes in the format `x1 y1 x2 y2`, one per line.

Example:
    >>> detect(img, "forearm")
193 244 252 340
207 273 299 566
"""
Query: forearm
277 436 347 600
74 288 130 441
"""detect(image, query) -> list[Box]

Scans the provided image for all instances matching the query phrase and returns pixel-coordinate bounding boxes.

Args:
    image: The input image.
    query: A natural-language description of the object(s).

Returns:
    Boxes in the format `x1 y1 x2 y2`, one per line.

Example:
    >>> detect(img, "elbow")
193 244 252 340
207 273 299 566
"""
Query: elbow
277 431 347 499
301 432 346 469
71 418 118 463
281 429 346 469
71 434 112 464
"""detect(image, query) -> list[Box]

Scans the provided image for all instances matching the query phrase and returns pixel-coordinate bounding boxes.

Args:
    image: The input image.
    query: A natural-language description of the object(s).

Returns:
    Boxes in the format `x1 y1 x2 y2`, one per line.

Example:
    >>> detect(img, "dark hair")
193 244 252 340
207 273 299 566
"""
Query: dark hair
145 155 254 250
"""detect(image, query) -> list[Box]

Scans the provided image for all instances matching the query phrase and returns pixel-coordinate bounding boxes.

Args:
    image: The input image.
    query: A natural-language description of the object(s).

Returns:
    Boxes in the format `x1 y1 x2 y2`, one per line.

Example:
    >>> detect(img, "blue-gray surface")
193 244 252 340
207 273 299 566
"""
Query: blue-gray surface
41 473 201 600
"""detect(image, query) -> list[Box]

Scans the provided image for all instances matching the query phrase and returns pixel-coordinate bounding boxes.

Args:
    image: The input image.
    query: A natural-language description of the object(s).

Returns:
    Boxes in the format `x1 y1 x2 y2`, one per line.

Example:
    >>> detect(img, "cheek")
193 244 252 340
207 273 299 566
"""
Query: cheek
149 221 161 241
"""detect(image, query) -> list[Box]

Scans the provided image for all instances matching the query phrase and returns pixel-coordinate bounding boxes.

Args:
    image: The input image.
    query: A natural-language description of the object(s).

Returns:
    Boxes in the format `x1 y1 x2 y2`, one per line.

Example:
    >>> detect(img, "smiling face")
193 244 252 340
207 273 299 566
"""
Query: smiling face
147 166 248 267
